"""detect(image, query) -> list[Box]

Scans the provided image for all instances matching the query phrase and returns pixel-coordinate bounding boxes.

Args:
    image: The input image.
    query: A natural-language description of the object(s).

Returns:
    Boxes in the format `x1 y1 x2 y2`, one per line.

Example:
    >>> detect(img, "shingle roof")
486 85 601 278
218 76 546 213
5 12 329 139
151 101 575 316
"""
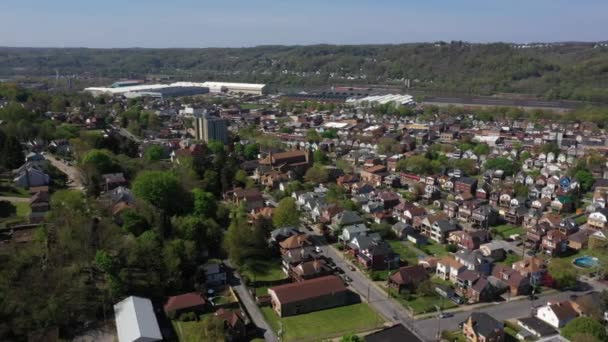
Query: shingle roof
269 275 347 304
466 312 503 337
164 292 206 313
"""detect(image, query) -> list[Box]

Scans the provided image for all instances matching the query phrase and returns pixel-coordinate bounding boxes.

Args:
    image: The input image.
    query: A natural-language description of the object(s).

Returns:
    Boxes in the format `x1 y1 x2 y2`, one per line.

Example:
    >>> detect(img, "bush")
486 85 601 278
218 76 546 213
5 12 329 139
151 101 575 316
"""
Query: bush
0 200 16 218
179 312 197 322
445 244 458 253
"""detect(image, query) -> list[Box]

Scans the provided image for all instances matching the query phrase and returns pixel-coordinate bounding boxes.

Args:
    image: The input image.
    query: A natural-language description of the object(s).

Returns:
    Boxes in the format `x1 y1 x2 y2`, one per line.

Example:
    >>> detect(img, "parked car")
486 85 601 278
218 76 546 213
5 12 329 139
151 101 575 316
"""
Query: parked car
315 246 322 253
334 267 345 274
449 295 464 304
343 275 353 283
440 312 453 318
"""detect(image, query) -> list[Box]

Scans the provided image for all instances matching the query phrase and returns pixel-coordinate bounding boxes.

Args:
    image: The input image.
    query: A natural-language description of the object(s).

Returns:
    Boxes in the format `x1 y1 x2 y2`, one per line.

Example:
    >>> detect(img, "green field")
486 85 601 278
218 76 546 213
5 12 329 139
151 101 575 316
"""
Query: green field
242 259 287 282
261 303 383 341
0 181 30 198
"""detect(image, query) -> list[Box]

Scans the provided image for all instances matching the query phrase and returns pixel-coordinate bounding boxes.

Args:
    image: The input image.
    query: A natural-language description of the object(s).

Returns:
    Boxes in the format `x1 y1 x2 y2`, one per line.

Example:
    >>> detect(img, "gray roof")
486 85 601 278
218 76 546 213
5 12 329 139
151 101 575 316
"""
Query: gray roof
465 312 503 337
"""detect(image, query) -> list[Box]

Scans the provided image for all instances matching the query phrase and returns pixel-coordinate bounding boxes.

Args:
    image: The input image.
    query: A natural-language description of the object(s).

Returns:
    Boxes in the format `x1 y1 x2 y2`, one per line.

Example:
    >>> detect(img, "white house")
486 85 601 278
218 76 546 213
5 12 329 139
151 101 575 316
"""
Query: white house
114 296 162 342
535 301 578 328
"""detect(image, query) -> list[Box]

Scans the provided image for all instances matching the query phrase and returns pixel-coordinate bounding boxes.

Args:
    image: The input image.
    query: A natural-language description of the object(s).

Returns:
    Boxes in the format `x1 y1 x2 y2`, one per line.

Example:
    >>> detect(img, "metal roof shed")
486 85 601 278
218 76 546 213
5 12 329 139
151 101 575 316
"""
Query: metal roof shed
114 296 162 342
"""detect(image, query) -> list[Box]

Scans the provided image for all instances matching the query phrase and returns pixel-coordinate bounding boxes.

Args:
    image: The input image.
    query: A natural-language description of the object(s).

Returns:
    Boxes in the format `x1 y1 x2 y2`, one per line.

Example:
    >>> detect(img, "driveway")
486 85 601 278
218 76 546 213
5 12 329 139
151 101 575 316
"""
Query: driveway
226 262 278 342
46 154 85 191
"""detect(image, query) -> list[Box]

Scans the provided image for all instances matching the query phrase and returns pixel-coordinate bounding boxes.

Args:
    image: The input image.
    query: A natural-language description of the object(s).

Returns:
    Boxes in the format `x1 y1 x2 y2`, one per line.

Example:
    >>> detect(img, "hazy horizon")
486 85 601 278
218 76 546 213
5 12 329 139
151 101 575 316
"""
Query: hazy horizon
2 0 607 48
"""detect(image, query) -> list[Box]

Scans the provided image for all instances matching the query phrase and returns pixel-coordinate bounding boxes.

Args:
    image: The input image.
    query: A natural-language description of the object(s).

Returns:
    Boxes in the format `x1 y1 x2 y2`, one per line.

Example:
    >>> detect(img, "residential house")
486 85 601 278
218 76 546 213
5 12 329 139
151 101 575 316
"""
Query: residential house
279 234 313 255
541 230 568 256
360 165 387 187
568 229 592 251
290 259 332 282
268 275 351 317
588 208 608 230
425 219 459 244
455 250 492 275
449 230 490 251
339 224 369 243
259 149 312 174
512 257 547 285
462 312 505 342
455 177 478 195
491 265 530 297
436 256 466 282
202 262 227 287
535 301 578 328
330 210 364 232
364 324 424 342
388 265 428 293
101 173 127 192
215 308 248 341
229 188 265 212
163 292 207 318
13 166 50 188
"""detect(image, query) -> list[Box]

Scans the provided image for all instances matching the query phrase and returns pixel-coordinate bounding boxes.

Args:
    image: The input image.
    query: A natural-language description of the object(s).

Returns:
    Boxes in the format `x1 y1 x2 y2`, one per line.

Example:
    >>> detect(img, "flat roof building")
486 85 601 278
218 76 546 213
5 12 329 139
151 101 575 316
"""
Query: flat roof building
194 115 229 144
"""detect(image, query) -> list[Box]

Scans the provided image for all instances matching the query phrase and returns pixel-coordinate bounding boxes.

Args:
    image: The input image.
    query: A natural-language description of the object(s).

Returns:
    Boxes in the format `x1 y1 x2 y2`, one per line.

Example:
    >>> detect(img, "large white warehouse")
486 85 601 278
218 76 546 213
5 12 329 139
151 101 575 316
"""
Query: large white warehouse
85 81 266 97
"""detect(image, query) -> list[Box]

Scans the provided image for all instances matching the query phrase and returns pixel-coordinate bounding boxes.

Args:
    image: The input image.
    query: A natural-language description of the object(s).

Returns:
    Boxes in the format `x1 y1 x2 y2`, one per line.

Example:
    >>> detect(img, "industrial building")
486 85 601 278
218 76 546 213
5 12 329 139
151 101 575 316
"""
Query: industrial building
123 86 209 99
194 115 229 143
346 94 415 106
85 81 266 97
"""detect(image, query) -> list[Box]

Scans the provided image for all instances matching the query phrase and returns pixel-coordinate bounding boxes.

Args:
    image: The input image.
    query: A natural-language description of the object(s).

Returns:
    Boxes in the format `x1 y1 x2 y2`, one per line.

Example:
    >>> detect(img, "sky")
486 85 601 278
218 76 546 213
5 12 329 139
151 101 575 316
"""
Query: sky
1 0 607 48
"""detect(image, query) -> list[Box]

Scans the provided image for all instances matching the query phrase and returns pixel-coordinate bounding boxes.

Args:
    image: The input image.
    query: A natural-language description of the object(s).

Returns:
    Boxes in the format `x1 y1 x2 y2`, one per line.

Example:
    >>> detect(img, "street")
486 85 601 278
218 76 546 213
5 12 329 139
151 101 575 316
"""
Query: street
414 290 575 341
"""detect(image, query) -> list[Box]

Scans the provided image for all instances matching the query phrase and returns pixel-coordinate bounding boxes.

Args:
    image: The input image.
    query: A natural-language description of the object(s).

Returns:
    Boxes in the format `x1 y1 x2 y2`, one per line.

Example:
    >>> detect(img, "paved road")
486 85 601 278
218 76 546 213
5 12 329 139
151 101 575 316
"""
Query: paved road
227 263 278 342
0 196 30 202
414 290 576 341
117 127 143 144
46 154 85 191
314 235 427 341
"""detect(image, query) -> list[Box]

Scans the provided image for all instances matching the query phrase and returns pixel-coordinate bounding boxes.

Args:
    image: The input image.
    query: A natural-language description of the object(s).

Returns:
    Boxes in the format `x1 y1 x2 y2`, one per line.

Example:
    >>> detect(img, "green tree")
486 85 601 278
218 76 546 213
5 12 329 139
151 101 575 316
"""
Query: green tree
132 171 186 216
548 258 579 289
561 317 606 342
2 135 24 169
306 129 321 143
313 150 330 165
223 205 268 266
207 140 224 154
273 197 300 228
0 200 16 218
397 155 434 175
473 143 490 156
120 208 150 236
243 143 259 160
484 157 519 176
377 137 401 154
81 149 115 174
143 145 165 162
574 169 594 192
192 189 217 219
304 164 330 183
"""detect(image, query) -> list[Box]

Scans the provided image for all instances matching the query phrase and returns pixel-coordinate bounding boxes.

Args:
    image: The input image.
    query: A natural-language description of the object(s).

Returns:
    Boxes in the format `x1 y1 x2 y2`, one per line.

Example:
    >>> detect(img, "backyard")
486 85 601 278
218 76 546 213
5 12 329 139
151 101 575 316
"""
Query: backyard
387 239 420 265
241 259 287 282
260 303 383 342
492 225 524 239
171 313 213 342
419 241 449 257
0 201 30 228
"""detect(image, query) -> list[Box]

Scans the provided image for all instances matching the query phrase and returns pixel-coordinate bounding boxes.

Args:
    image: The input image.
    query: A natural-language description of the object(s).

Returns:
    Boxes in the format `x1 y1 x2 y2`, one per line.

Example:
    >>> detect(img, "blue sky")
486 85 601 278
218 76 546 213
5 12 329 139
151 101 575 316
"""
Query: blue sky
1 0 607 48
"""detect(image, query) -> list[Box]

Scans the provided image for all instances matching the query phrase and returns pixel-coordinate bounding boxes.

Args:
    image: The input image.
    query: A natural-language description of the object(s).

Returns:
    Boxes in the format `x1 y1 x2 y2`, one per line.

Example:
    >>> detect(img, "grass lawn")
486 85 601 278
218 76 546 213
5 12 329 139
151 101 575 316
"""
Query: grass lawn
254 286 269 297
240 103 264 110
499 253 522 266
574 215 587 225
15 202 31 218
0 181 30 198
172 314 213 342
242 259 287 282
391 290 457 315
387 240 419 265
261 303 383 342
421 241 448 257
442 330 467 342
492 225 524 239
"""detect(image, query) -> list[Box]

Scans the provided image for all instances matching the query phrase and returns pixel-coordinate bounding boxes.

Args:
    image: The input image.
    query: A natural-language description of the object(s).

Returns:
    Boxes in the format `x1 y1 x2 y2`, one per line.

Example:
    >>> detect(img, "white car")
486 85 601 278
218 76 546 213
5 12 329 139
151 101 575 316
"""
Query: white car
315 246 322 253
